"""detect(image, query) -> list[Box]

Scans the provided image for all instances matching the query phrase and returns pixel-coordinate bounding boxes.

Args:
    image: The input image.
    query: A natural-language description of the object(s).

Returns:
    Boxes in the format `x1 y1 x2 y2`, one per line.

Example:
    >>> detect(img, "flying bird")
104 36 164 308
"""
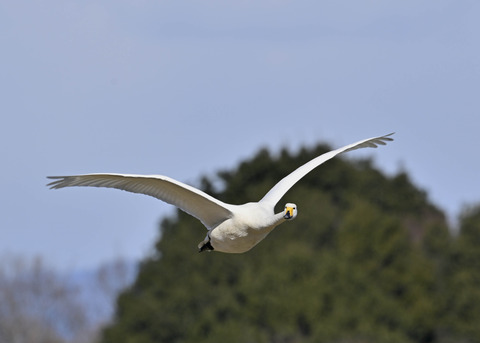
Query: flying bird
47 133 394 253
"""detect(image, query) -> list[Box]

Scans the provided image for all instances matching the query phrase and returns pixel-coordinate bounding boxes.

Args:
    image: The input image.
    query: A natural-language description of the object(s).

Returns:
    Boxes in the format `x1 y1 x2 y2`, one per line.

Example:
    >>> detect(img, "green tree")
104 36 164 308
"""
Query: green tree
333 200 436 342
442 205 480 341
100 143 470 343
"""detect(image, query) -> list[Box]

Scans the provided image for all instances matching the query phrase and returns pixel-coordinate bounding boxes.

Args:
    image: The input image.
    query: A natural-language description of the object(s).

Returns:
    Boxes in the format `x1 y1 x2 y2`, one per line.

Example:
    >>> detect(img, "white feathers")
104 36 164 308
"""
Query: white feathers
259 133 394 207
48 174 233 228
48 133 394 253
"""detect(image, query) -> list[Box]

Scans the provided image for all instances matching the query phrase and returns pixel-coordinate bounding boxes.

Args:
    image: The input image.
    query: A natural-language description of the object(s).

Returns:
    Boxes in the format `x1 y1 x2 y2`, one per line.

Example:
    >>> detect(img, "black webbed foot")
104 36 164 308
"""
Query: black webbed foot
198 240 214 253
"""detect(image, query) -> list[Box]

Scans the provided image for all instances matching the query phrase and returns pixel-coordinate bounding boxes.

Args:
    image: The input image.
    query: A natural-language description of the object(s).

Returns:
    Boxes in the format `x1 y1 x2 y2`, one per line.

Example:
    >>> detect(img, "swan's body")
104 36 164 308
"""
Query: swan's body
48 133 393 253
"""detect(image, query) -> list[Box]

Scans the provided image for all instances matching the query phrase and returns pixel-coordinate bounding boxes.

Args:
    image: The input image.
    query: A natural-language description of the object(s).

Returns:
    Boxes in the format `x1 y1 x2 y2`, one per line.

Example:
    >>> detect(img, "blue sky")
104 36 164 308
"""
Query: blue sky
2 1 479 271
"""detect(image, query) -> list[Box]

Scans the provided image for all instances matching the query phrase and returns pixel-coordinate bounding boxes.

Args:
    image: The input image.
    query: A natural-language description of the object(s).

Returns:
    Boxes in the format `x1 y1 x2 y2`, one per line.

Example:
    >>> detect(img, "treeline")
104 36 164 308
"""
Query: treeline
0 256 134 343
100 143 480 343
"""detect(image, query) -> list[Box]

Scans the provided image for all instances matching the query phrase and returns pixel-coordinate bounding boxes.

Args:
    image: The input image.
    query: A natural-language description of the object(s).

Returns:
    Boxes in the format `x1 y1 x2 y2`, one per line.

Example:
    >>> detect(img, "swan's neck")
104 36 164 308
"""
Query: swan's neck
269 211 288 227
251 212 287 237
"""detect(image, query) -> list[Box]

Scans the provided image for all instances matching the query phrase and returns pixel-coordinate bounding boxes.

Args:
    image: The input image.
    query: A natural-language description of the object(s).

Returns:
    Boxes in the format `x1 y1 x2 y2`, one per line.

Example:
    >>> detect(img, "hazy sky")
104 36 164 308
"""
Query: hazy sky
2 1 479 271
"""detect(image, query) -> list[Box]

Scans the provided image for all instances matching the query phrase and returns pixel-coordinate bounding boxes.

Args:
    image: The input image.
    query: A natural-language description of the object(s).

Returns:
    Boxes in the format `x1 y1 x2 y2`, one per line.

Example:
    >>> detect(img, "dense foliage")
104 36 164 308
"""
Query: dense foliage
100 143 480 343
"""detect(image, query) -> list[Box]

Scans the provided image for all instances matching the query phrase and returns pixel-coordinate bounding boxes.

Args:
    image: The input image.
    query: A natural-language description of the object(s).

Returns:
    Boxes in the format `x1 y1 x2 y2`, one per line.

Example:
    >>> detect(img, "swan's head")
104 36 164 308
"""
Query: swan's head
284 203 298 220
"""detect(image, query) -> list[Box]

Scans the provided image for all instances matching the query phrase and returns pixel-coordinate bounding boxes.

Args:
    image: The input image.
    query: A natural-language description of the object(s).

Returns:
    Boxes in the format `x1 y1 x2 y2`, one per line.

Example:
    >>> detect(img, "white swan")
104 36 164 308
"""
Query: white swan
48 133 393 253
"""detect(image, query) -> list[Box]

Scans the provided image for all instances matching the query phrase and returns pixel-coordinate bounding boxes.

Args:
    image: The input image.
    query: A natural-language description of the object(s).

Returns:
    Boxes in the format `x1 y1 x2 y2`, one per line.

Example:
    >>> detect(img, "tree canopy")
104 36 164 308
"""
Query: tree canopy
100 142 480 343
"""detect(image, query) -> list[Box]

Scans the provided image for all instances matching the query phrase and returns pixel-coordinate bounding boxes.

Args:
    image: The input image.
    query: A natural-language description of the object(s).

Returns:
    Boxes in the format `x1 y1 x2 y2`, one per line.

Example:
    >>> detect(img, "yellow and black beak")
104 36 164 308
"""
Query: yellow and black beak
284 206 294 219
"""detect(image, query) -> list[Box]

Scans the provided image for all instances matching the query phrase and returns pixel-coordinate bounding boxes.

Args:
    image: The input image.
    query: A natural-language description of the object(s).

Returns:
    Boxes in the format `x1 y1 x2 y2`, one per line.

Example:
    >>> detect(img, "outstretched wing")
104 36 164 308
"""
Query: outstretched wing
47 173 234 228
259 133 394 207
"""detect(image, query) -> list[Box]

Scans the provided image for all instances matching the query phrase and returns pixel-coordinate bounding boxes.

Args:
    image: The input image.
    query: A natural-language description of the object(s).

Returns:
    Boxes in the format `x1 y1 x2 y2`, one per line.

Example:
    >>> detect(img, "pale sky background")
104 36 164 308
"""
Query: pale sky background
1 1 479 271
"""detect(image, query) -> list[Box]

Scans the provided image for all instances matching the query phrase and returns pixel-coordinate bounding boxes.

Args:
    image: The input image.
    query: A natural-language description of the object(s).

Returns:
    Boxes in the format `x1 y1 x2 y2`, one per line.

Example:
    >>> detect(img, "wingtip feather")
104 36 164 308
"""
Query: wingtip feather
46 176 70 189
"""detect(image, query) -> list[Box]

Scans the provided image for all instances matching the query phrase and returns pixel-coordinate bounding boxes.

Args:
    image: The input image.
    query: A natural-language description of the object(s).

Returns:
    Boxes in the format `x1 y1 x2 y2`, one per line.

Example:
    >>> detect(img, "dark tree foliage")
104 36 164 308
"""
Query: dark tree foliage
441 206 480 341
100 143 479 343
